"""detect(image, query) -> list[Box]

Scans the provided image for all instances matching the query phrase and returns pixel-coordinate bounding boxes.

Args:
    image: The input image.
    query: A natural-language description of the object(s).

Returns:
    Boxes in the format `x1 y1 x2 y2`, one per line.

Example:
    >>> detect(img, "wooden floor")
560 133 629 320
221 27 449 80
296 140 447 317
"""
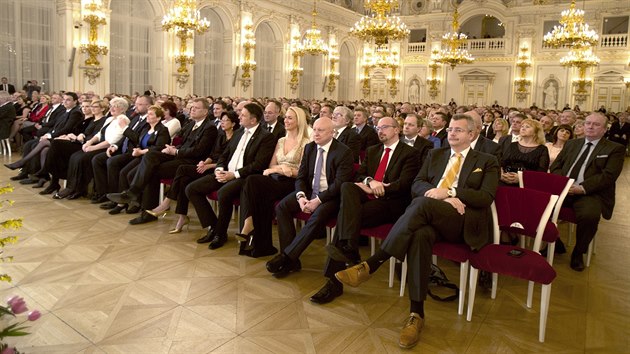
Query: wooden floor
1 156 629 354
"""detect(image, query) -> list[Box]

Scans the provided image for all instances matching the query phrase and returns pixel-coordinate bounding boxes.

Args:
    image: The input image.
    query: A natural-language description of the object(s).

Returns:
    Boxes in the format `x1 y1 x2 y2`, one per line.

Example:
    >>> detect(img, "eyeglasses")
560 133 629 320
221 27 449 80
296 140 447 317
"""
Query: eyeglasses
375 125 395 131
332 112 344 117
445 127 470 133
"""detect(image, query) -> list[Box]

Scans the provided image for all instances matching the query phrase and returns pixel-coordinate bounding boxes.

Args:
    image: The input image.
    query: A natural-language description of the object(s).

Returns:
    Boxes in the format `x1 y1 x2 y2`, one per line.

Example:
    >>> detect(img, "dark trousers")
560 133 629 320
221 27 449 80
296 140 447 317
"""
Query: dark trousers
323 182 407 278
167 164 211 215
185 174 244 236
240 174 296 253
91 152 136 195
65 148 107 194
562 195 602 255
381 196 465 302
19 139 41 175
275 193 339 260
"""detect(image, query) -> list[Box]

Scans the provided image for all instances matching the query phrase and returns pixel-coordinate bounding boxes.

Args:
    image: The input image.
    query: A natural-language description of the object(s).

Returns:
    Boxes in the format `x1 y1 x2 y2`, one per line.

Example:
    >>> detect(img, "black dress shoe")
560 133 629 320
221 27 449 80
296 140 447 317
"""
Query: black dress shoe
129 211 158 225
208 235 227 250
10 172 28 181
19 178 39 185
126 203 141 214
4 163 21 170
32 178 47 188
39 183 60 195
570 252 585 272
310 279 343 304
53 188 74 199
91 194 108 204
100 201 118 210
326 244 361 266
108 204 128 215
249 247 278 258
106 190 138 205
266 253 301 278
67 192 84 200
197 229 216 244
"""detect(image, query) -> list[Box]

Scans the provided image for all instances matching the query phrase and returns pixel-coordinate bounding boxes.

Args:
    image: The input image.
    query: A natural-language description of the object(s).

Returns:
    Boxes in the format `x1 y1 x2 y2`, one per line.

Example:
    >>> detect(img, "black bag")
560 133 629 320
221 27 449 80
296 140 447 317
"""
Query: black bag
427 263 459 302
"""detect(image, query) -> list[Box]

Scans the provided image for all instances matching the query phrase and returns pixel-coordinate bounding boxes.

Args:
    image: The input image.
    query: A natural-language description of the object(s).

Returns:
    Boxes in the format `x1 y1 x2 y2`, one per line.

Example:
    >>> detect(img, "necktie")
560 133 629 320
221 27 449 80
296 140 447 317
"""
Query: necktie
122 117 144 153
333 130 339 139
431 131 437 137
234 129 250 170
568 142 593 182
311 147 325 198
438 152 463 189
373 148 391 182
268 125 273 132
42 107 53 123
355 127 360 134
404 138 414 146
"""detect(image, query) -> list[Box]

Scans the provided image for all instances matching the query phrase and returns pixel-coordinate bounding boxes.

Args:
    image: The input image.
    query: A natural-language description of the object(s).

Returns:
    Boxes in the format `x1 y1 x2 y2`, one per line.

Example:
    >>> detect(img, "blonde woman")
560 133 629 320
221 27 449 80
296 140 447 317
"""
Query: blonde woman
237 106 311 257
500 118 550 185
492 117 509 143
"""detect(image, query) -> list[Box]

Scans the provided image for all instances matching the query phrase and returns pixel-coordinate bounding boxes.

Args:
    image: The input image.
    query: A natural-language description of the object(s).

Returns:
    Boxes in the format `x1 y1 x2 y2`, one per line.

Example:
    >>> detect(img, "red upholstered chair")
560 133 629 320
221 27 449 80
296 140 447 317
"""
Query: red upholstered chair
207 190 240 225
517 170 573 265
359 223 399 290
293 212 337 245
466 187 558 342
159 179 173 203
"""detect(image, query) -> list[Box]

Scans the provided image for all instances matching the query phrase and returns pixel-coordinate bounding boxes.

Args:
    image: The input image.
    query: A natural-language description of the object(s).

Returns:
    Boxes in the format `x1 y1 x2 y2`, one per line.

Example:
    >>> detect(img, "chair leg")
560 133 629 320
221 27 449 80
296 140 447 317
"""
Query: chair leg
326 226 334 245
491 273 498 299
546 242 556 266
586 238 594 267
432 254 437 265
539 283 552 343
458 260 469 316
159 183 165 203
388 257 395 288
568 223 576 246
370 238 375 256
466 266 479 322
399 256 407 297
527 281 534 308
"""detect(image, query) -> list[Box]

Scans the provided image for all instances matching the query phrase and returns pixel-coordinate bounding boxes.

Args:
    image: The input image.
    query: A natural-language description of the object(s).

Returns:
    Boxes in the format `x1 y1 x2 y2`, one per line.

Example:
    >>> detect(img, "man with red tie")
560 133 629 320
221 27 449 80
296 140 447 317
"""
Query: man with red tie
310 117 421 304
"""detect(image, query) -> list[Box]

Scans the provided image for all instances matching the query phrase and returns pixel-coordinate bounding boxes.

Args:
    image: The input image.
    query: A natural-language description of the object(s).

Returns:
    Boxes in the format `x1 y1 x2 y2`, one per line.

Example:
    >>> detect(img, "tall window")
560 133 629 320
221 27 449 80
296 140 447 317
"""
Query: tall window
253 22 280 98
0 0 54 91
193 8 224 96
110 0 154 94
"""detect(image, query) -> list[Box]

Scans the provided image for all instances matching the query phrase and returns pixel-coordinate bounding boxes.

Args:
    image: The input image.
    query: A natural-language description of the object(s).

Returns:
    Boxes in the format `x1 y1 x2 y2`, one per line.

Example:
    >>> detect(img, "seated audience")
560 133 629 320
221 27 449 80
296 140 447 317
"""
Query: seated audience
492 117 509 144
500 118 550 185
545 124 573 167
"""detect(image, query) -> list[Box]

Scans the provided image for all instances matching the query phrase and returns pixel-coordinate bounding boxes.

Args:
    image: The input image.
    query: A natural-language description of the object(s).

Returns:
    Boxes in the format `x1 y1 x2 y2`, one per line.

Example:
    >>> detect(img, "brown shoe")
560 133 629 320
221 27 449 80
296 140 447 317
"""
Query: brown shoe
334 261 371 287
399 313 424 349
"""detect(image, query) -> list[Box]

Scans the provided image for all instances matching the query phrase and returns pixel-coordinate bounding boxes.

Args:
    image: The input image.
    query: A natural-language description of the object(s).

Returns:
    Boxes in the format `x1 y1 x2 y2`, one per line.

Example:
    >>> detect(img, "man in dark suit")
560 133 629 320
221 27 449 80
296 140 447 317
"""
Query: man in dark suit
90 95 153 206
332 106 361 162
430 111 449 147
335 114 499 349
0 77 15 94
107 98 218 224
607 111 629 148
468 110 500 157
268 117 354 278
212 100 227 128
498 112 525 156
310 117 421 304
262 100 286 142
353 107 379 153
186 103 276 249
401 113 433 167
480 111 495 140
550 112 625 271
0 91 16 140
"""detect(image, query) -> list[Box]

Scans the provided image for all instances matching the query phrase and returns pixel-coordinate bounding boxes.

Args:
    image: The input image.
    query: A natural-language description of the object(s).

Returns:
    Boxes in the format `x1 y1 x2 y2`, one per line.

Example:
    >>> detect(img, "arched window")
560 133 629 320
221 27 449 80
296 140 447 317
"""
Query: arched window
253 22 281 98
0 0 54 91
193 8 224 96
460 14 505 39
338 41 357 101
110 0 155 94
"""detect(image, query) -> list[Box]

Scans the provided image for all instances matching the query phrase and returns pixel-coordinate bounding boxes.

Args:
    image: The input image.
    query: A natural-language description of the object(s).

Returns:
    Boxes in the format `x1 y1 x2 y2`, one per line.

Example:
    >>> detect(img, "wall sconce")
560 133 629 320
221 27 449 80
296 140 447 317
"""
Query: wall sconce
289 33 305 92
426 51 441 99
360 49 375 97
387 63 400 98
572 77 592 104
514 47 532 101
240 23 256 91
624 77 630 88
79 0 108 84
326 43 340 93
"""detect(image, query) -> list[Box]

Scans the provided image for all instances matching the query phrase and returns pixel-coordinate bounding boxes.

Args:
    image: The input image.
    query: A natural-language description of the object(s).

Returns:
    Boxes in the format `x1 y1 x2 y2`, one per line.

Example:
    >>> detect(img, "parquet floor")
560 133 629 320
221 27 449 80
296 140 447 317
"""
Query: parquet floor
1 156 629 353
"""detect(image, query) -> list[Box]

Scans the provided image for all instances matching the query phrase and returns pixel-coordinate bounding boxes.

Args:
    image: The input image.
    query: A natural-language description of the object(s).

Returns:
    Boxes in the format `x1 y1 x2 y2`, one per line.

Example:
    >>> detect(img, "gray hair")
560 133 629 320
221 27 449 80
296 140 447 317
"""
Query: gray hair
110 96 129 112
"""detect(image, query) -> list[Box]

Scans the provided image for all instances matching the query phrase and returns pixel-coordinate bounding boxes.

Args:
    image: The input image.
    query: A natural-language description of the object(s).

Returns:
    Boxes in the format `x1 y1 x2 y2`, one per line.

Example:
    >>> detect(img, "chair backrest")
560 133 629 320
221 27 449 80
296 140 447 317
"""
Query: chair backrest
517 170 573 223
492 186 558 252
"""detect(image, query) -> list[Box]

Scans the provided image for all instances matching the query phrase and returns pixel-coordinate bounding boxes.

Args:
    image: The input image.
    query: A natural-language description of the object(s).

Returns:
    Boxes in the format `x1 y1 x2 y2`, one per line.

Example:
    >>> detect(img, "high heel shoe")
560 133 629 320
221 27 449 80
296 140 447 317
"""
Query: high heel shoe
235 230 254 243
109 204 128 215
4 162 22 170
146 207 171 218
169 216 190 234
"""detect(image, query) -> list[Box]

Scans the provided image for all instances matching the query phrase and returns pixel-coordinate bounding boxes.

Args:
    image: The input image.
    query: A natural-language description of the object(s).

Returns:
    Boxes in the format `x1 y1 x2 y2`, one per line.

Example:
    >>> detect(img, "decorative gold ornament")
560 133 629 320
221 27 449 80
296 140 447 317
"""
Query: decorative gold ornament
296 0 329 56
433 7 474 69
327 43 340 93
426 51 442 99
240 23 257 91
79 0 108 84
514 47 532 101
162 0 210 88
543 0 599 49
350 0 409 48
560 46 599 104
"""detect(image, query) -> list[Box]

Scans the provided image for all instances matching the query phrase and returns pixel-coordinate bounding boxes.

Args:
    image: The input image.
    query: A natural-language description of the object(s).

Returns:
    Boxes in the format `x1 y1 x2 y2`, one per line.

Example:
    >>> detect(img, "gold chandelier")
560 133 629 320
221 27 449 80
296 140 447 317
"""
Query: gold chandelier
560 47 600 68
350 0 409 47
79 0 108 84
162 0 210 87
433 7 474 69
296 0 329 56
543 0 598 49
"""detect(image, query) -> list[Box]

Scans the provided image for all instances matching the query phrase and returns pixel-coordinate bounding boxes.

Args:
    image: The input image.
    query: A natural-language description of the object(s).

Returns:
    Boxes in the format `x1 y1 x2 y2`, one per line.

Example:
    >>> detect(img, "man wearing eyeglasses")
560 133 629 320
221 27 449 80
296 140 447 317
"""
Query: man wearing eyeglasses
310 117 421 304
335 114 499 349
331 106 361 162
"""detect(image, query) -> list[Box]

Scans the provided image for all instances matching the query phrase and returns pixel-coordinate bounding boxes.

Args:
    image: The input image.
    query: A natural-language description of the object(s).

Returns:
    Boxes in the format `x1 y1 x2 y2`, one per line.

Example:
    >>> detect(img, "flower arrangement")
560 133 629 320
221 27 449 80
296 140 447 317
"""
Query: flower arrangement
0 185 38 354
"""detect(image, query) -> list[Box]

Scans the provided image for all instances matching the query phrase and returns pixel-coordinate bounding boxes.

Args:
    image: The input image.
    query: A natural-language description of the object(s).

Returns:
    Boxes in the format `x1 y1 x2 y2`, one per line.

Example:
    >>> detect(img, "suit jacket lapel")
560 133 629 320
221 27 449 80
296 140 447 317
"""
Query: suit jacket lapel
384 143 402 180
432 149 450 185
459 150 477 186
325 140 336 179
585 140 605 169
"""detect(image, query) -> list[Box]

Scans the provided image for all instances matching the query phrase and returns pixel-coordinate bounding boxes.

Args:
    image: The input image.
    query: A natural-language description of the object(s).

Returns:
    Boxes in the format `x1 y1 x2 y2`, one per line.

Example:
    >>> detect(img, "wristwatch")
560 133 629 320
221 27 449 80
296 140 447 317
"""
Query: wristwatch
447 187 456 198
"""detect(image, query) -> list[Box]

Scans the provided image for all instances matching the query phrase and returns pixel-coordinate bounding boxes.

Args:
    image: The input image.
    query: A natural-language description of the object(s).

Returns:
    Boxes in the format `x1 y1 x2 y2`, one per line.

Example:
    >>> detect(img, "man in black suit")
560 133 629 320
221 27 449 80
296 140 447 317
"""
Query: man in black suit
332 106 361 162
498 112 525 156
353 107 379 153
310 117 421 304
107 98 218 224
310 102 321 125
607 111 629 148
0 91 16 140
262 100 286 142
0 77 15 94
336 114 499 349
186 103 276 249
212 101 227 128
550 112 625 271
467 110 500 157
430 111 449 147
480 111 495 140
268 117 354 278
401 113 433 167
91 95 153 206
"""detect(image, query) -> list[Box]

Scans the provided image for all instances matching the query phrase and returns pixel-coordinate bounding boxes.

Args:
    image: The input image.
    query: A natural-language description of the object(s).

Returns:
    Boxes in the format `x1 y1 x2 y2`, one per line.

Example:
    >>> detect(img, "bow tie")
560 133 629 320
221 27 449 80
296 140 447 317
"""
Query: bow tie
403 138 415 145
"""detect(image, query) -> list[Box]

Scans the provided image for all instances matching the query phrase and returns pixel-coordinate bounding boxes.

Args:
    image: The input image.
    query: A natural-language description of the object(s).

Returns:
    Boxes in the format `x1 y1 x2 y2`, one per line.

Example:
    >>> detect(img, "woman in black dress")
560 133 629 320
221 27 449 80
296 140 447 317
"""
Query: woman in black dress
500 117 550 185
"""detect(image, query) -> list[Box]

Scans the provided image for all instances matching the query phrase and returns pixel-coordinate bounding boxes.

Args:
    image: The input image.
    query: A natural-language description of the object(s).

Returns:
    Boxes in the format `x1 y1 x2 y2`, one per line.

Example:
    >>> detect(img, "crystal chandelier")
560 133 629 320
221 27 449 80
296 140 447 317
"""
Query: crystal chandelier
162 0 210 87
543 0 598 49
297 0 329 56
350 0 410 47
433 7 474 69
560 47 600 68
